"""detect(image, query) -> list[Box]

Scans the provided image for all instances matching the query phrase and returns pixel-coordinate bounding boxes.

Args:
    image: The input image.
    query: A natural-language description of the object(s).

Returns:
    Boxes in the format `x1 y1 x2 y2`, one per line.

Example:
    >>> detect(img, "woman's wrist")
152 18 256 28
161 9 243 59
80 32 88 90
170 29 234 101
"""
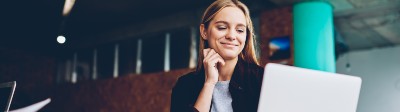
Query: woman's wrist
204 81 217 87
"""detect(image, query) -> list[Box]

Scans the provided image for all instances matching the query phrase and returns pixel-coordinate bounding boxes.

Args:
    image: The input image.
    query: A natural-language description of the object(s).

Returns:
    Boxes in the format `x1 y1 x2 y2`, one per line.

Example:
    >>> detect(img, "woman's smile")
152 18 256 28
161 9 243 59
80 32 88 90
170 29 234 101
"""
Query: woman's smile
220 42 238 48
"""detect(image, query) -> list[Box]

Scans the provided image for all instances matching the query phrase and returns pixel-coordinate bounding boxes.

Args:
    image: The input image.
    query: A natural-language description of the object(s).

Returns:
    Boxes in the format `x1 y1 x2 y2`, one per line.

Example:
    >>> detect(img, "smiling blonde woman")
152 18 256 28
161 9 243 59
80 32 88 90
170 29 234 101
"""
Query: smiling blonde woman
171 0 264 112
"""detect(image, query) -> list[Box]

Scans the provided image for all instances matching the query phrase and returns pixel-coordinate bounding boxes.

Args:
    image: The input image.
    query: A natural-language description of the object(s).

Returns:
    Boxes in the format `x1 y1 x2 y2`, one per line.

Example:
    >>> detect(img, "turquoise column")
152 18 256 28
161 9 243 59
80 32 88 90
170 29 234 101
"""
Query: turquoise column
293 1 335 72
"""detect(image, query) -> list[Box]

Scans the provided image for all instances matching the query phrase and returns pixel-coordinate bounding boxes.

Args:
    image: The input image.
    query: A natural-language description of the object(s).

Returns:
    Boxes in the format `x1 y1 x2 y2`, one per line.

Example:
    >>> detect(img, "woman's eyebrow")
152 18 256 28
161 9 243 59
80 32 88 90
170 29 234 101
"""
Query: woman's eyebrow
237 24 246 27
214 21 228 24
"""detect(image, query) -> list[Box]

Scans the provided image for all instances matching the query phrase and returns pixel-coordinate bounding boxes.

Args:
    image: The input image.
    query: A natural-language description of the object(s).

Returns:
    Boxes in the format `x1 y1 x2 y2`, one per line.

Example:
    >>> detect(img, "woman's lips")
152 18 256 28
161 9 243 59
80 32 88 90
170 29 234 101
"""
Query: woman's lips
220 42 238 48
221 42 239 46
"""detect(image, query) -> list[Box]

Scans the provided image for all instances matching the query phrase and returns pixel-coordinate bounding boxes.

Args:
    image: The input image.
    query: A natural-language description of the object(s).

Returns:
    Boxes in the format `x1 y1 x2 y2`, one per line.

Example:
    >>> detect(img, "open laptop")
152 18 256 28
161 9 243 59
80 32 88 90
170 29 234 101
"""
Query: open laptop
258 63 362 112
0 81 16 112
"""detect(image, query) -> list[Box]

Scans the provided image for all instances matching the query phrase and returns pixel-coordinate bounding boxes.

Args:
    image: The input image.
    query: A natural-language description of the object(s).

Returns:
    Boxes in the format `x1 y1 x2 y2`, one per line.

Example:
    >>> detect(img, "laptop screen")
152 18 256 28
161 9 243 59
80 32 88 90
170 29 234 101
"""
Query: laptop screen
0 81 16 112
0 87 12 111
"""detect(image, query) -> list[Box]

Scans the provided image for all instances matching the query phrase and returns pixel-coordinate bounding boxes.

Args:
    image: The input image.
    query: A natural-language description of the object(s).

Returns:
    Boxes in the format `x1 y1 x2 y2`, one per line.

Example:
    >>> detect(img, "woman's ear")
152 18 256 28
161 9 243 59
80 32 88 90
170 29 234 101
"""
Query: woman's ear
200 24 207 40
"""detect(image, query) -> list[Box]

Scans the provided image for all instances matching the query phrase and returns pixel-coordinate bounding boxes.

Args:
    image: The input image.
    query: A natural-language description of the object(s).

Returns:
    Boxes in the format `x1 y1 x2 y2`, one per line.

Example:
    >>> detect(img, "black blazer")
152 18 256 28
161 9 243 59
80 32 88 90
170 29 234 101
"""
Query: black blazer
171 59 264 112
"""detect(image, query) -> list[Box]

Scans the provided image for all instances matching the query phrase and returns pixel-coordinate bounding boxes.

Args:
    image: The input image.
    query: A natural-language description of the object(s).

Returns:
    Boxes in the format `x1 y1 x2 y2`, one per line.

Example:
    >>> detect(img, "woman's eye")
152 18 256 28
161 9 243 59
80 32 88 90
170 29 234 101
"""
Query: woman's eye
217 26 227 30
237 29 244 33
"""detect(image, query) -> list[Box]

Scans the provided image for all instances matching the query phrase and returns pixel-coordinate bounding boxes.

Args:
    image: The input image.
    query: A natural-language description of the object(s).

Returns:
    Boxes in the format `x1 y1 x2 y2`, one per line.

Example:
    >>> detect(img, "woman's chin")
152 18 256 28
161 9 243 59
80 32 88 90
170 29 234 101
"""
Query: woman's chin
220 53 239 60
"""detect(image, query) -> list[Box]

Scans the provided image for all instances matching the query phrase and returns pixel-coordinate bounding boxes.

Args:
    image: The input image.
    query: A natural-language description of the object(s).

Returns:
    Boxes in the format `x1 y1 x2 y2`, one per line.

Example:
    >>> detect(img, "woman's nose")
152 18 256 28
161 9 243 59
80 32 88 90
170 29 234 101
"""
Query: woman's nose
225 29 236 40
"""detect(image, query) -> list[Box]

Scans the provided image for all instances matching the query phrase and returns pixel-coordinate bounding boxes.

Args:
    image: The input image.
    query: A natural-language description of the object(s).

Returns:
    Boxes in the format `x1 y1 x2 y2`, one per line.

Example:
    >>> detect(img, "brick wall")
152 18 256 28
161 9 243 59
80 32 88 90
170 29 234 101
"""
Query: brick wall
47 68 193 112
259 6 294 66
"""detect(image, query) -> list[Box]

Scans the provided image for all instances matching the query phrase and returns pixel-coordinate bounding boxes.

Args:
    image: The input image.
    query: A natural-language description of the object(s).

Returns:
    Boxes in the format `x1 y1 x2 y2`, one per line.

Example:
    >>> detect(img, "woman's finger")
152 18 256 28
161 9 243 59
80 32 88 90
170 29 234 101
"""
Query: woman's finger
203 48 211 57
204 49 215 61
208 52 226 66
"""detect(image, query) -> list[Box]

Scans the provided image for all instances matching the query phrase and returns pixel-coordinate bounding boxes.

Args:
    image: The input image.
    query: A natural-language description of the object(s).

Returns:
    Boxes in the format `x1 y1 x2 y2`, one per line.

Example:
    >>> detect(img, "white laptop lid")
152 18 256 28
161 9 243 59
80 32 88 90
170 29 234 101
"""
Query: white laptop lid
258 63 362 112
0 81 16 112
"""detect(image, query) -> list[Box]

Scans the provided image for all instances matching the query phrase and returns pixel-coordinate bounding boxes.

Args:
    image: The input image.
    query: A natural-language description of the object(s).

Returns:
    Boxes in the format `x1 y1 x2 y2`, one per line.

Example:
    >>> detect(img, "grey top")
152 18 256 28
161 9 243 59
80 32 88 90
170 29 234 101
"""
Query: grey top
211 80 233 112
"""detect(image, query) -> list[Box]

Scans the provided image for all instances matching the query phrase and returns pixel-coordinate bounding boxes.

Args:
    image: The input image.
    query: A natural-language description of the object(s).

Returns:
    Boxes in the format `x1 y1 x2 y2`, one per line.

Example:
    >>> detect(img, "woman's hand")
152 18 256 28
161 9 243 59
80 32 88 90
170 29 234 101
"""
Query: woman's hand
203 48 226 85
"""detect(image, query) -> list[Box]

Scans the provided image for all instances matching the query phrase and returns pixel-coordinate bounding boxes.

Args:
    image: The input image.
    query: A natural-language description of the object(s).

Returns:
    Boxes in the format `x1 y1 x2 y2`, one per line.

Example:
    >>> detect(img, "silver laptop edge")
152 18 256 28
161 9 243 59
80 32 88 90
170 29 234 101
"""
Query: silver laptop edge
258 63 362 112
0 81 16 112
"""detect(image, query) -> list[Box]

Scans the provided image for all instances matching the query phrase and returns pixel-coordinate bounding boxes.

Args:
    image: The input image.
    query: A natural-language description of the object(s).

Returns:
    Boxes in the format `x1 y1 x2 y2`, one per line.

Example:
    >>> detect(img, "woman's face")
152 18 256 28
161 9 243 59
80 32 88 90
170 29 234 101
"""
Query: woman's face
202 7 247 60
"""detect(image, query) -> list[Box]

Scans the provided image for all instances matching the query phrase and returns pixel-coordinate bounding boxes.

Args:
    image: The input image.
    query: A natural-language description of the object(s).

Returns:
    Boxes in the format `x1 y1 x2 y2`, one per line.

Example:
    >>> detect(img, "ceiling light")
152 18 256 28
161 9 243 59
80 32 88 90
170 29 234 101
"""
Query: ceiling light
63 0 76 16
57 35 66 44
